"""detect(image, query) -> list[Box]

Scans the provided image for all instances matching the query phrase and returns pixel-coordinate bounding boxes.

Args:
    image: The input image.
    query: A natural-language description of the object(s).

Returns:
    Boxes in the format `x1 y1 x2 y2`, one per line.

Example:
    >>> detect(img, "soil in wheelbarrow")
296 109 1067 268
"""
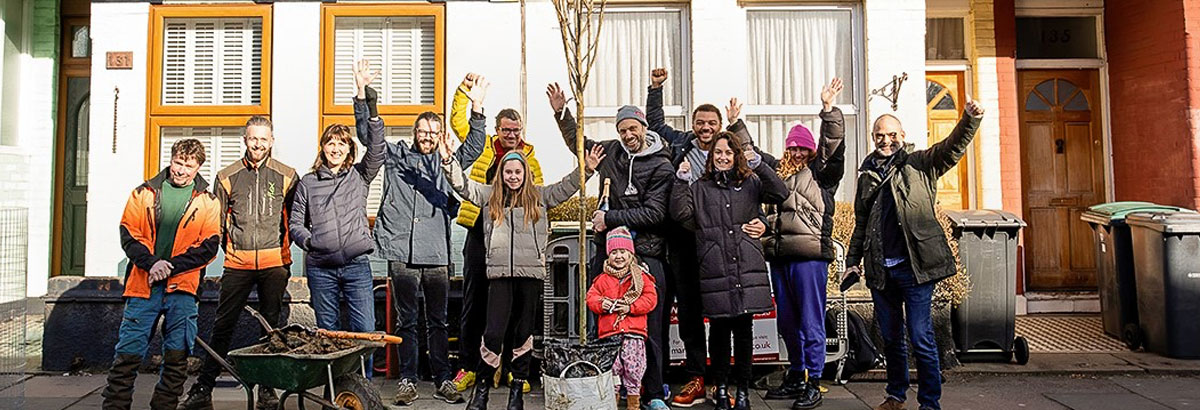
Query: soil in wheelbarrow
245 327 359 355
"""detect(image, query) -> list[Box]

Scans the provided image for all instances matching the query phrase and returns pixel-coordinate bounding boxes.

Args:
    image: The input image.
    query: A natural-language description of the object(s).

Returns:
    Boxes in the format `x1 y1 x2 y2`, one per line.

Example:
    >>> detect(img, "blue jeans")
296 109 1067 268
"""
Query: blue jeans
114 284 198 357
772 260 829 377
307 256 376 374
870 263 941 410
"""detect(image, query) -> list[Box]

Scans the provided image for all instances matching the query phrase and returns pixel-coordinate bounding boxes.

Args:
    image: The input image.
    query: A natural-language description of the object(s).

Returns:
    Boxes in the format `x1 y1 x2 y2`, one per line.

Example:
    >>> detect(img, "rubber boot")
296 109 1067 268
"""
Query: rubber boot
506 378 526 410
102 354 144 410
150 350 190 410
790 374 823 410
734 384 751 410
712 385 731 410
465 376 491 410
765 370 806 400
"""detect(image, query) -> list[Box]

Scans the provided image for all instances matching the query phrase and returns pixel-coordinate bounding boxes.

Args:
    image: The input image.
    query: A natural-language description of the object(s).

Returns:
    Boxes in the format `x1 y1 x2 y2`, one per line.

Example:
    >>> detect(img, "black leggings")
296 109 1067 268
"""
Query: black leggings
708 314 754 387
476 278 541 381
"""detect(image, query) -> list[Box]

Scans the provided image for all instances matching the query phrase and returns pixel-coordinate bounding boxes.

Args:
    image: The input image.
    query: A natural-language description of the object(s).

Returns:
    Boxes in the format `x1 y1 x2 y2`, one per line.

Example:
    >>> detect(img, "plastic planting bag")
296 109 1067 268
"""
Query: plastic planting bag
542 337 621 410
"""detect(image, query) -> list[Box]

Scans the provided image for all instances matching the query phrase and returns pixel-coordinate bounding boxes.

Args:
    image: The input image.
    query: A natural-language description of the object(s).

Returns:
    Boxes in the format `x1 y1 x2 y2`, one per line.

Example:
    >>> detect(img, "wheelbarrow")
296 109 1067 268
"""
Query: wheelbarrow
192 307 401 409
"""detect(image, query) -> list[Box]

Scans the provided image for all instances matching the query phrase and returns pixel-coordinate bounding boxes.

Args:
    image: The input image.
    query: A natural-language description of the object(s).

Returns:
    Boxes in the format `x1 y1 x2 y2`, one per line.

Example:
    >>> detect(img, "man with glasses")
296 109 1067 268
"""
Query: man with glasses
446 73 545 394
374 90 487 404
843 101 984 410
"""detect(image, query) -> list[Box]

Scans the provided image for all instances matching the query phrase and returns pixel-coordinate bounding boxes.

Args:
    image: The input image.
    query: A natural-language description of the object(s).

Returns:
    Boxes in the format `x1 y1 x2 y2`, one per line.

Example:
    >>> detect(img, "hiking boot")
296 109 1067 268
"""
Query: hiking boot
393 378 419 405
255 385 279 410
734 385 751 410
434 379 464 404
874 397 906 410
177 382 214 410
507 378 526 410
671 376 707 407
764 370 806 400
712 385 731 410
790 380 822 410
453 369 476 392
465 377 490 410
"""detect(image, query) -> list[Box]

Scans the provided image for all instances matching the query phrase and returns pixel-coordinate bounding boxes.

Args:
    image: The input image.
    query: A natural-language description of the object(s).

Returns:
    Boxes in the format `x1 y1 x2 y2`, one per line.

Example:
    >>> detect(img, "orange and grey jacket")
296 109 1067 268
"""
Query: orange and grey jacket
119 168 221 299
214 157 298 270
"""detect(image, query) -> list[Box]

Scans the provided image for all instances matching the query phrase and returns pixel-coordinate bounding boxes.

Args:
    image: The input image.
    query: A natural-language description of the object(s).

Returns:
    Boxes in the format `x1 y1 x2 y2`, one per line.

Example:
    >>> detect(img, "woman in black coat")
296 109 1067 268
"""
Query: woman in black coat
670 131 787 410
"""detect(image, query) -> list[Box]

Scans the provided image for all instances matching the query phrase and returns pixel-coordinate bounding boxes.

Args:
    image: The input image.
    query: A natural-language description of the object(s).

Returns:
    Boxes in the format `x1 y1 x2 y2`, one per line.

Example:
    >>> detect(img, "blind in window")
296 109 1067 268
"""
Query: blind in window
747 10 854 106
363 126 415 216
333 16 436 107
162 17 263 105
159 127 245 185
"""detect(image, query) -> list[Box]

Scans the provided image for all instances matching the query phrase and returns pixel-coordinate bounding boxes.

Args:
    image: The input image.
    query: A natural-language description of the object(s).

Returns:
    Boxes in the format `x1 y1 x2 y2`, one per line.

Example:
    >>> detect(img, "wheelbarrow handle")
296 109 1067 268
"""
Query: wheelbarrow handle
316 329 404 344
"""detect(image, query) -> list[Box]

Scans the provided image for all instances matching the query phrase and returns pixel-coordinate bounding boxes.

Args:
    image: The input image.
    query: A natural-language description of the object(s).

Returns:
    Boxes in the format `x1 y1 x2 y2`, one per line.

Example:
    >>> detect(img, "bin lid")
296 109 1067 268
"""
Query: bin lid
944 209 1027 229
1126 211 1200 234
1080 202 1187 225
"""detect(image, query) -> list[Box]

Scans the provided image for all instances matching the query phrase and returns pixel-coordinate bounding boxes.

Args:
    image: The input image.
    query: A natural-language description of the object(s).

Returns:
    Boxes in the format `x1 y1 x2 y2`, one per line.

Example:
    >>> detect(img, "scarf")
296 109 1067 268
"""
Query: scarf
603 258 646 327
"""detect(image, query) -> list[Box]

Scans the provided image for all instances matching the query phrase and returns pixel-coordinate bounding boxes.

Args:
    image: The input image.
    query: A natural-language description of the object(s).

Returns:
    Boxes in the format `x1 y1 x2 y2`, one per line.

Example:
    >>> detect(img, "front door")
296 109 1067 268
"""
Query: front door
52 16 91 276
1018 69 1104 290
926 72 970 210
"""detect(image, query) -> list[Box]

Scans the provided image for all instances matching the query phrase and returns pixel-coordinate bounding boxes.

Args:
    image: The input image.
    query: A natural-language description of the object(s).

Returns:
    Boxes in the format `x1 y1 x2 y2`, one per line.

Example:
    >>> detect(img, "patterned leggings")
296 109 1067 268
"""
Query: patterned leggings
612 335 647 396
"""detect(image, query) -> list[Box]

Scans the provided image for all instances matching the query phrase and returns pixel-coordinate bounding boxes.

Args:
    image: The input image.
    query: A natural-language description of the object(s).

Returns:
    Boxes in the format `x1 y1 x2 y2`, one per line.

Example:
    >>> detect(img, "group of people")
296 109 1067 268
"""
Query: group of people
101 56 984 410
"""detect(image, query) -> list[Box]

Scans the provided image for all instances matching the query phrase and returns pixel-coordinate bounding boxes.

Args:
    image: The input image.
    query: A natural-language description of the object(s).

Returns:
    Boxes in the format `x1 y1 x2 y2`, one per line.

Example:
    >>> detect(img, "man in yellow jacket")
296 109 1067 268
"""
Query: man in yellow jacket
449 73 543 393
102 138 221 410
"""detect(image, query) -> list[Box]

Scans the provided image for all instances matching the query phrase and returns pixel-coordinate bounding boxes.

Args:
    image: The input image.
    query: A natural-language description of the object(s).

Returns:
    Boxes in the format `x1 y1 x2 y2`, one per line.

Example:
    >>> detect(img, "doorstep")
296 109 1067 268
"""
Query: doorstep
1023 291 1100 314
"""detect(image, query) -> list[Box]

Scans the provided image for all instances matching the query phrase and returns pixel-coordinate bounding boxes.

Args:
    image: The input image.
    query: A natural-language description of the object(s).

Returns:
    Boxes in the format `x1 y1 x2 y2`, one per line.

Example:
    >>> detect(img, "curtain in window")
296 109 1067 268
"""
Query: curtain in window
747 10 853 106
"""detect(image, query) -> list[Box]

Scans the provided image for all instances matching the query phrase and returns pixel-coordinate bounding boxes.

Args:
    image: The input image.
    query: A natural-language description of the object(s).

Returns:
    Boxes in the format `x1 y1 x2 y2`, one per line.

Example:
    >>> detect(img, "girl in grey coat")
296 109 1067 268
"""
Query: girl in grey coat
442 139 604 410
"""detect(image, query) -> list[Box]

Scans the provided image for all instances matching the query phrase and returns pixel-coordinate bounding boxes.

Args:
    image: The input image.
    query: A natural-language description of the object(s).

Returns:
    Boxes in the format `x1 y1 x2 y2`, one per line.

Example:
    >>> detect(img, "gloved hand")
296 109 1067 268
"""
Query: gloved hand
364 85 379 118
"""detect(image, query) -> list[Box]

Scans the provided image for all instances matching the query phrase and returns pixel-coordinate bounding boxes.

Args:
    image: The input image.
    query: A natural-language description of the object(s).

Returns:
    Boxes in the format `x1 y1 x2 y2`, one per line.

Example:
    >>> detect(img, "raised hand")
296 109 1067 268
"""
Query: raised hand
353 59 380 100
726 97 743 124
650 68 668 88
965 99 985 117
585 143 606 173
437 131 454 161
460 72 479 90
467 76 490 113
547 82 568 113
821 77 844 112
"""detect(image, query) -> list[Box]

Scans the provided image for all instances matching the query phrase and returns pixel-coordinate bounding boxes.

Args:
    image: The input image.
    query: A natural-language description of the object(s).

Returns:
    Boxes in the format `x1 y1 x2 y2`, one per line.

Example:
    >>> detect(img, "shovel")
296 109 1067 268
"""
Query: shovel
243 306 403 345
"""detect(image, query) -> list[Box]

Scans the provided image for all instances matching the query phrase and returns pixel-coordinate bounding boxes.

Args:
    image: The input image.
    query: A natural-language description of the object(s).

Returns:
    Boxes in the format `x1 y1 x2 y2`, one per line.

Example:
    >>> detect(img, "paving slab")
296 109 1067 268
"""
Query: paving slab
1112 352 1200 374
949 353 1142 375
20 374 106 399
1046 392 1173 410
1108 375 1200 410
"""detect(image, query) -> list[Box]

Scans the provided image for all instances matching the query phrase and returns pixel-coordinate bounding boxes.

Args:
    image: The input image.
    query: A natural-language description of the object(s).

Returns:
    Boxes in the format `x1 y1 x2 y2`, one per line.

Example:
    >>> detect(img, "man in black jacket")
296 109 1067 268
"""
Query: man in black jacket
547 83 675 409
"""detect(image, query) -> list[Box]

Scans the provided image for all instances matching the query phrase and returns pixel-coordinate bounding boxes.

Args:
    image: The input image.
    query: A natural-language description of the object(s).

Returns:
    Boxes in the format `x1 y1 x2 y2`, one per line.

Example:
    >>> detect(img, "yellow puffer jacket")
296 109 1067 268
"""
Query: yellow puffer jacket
450 86 544 227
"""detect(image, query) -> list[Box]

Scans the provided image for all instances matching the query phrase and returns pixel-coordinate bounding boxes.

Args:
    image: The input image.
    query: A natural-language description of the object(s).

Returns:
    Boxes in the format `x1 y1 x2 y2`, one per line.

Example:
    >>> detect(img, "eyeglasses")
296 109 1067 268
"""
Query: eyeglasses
499 127 522 135
415 130 440 138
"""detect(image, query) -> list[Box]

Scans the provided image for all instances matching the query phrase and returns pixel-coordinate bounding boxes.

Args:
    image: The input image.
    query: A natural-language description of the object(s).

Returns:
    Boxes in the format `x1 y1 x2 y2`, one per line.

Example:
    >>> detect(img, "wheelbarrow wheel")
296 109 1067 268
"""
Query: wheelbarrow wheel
333 373 383 410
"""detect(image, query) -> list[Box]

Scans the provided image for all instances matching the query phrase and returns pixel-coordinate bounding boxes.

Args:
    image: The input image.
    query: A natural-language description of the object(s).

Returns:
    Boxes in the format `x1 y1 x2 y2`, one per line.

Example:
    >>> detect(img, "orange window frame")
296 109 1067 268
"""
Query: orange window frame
147 4 273 117
320 3 445 117
145 116 253 179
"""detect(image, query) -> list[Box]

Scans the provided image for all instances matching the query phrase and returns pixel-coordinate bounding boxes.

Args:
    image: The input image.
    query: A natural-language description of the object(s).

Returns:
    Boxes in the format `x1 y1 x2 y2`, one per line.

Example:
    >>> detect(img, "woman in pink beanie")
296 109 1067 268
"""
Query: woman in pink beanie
761 78 847 409
586 226 658 410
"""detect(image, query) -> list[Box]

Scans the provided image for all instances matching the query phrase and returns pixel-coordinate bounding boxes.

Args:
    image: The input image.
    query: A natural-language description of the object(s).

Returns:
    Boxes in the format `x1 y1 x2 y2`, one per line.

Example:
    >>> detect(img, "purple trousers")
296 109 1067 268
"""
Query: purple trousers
771 260 829 376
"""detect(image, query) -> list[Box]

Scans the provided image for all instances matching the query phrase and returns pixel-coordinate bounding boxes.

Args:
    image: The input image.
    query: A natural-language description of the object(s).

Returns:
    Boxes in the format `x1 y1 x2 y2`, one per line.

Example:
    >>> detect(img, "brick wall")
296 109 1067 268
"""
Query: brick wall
992 0 1022 215
1185 0 1200 209
1106 0 1197 209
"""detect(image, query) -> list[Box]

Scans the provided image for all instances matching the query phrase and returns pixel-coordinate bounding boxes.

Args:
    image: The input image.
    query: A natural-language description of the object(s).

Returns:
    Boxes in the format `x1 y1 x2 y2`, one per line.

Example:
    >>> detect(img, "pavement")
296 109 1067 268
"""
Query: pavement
5 352 1200 410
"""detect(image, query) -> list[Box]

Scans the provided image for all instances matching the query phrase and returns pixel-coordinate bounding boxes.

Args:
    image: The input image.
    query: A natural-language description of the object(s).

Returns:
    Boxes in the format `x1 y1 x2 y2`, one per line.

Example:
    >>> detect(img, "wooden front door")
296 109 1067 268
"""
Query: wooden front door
1019 69 1105 290
52 14 91 276
926 72 970 210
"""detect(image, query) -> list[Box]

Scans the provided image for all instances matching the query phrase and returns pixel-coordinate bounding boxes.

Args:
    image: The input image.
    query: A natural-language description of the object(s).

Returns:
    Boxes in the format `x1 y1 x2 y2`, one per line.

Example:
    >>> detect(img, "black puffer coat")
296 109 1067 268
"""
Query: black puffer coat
670 161 788 318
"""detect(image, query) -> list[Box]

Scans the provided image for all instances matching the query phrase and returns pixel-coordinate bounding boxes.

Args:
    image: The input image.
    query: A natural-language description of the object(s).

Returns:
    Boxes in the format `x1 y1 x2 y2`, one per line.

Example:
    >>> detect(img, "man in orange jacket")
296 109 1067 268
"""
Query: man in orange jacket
101 138 221 410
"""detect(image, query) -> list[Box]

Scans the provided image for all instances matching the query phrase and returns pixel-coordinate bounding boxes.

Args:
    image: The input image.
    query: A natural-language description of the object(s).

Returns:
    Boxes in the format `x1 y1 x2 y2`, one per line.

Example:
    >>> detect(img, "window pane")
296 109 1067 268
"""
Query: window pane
1055 79 1078 105
926 18 965 60
1035 80 1056 103
71 25 90 58
333 16 436 106
1016 17 1098 59
158 126 245 187
161 17 263 105
934 94 955 110
926 80 946 104
1064 93 1089 111
744 114 858 202
585 11 685 108
1025 92 1050 111
747 10 854 106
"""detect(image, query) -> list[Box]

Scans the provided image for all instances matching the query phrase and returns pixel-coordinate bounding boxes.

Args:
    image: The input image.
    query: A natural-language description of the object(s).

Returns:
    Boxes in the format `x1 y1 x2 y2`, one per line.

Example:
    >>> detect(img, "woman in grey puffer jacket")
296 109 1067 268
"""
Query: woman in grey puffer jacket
289 60 386 342
761 78 847 409
442 138 603 410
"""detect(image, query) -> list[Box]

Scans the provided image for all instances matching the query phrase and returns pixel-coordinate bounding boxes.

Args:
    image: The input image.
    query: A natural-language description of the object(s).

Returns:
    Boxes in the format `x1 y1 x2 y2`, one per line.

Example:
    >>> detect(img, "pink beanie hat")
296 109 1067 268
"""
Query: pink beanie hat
786 124 816 151
606 226 635 254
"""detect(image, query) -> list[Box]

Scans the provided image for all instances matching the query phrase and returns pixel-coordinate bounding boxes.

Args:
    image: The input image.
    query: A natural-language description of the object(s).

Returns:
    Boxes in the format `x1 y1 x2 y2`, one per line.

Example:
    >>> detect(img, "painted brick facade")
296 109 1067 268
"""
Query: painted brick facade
1106 0 1198 209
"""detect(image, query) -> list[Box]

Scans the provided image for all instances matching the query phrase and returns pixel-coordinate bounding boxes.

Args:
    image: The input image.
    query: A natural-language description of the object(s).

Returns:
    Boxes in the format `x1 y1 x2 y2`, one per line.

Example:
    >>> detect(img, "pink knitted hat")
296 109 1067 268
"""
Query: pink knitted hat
786 124 816 151
606 226 635 254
